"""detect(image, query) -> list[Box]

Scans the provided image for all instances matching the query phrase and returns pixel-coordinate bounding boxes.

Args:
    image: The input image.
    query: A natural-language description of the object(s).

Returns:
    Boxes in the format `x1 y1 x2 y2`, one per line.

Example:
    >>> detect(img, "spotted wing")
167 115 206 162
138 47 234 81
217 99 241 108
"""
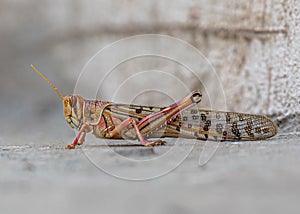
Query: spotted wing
99 103 278 142
103 103 163 121
150 109 278 141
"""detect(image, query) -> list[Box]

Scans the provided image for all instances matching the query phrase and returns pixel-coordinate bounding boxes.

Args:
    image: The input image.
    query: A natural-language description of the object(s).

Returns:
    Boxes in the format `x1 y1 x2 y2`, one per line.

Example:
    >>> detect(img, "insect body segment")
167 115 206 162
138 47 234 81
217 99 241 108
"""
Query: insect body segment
29 65 278 149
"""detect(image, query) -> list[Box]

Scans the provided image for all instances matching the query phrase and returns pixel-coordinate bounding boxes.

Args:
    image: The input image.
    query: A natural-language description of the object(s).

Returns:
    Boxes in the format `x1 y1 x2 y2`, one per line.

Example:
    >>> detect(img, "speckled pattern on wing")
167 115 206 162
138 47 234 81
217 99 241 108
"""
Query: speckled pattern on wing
101 104 277 141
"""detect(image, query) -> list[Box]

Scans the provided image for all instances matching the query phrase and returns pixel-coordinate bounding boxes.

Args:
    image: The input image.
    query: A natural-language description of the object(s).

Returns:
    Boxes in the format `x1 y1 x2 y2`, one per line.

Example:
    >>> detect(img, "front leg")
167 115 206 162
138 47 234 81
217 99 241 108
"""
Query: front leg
66 124 91 149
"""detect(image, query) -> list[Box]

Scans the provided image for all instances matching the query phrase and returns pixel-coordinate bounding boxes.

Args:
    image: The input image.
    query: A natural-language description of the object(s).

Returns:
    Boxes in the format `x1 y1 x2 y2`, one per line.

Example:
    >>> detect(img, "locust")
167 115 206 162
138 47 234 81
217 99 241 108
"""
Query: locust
30 64 278 149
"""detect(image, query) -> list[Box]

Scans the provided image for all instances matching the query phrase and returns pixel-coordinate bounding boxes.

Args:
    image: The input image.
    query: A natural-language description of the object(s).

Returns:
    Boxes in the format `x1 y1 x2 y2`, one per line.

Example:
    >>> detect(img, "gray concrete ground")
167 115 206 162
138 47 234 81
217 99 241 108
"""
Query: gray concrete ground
1 133 300 214
1 1 300 214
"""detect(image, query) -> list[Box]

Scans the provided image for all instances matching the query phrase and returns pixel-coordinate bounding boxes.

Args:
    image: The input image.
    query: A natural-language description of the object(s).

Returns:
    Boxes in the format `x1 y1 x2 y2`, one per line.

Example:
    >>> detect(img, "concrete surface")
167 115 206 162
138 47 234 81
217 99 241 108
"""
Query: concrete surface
1 1 300 214
1 134 300 214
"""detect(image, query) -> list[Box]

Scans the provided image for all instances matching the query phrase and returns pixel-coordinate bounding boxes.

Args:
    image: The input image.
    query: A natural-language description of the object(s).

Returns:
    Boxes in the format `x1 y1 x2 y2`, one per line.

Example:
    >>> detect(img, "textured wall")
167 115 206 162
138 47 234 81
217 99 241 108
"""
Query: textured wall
0 0 298 137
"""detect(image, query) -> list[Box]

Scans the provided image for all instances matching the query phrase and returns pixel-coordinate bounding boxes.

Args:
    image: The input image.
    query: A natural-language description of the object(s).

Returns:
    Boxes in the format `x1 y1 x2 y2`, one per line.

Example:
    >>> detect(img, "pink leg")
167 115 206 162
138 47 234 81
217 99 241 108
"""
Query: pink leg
137 90 202 130
66 124 91 149
106 90 202 146
108 117 165 146
78 132 86 145
66 130 83 149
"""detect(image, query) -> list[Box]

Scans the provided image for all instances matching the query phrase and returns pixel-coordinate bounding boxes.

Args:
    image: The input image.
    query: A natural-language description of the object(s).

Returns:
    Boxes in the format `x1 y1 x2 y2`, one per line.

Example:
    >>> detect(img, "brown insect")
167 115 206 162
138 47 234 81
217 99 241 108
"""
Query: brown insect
30 64 278 149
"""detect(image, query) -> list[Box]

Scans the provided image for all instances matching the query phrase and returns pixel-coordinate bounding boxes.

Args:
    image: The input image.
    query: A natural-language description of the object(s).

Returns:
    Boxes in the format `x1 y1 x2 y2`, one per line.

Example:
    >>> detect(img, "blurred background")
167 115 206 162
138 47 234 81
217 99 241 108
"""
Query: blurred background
1 1 300 213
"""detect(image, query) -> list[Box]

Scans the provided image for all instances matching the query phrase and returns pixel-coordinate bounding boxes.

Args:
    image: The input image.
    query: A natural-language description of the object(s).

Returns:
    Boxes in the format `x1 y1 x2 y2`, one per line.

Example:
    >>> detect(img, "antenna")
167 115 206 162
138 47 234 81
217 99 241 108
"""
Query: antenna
30 64 64 100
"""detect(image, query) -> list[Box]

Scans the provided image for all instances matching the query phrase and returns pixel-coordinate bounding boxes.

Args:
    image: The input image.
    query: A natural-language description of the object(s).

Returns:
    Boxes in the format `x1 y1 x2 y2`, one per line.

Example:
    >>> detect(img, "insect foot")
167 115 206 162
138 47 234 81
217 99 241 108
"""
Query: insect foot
65 144 76 149
145 140 167 147
191 90 202 103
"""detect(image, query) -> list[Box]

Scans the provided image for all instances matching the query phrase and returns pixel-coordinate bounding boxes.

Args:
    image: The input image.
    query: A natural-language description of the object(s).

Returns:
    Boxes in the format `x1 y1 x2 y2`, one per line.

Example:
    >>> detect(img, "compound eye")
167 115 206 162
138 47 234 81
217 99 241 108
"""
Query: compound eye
64 99 70 107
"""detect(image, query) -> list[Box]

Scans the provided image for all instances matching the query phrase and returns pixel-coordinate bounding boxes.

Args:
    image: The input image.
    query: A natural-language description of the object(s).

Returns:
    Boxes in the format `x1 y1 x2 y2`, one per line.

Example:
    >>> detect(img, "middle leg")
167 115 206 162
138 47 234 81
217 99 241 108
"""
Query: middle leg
107 117 166 146
103 90 202 146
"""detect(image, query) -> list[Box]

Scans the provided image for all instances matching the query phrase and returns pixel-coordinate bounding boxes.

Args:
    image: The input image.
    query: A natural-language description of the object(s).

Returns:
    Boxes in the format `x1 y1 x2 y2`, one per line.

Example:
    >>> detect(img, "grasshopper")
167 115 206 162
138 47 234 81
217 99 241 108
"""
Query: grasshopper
30 65 278 149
